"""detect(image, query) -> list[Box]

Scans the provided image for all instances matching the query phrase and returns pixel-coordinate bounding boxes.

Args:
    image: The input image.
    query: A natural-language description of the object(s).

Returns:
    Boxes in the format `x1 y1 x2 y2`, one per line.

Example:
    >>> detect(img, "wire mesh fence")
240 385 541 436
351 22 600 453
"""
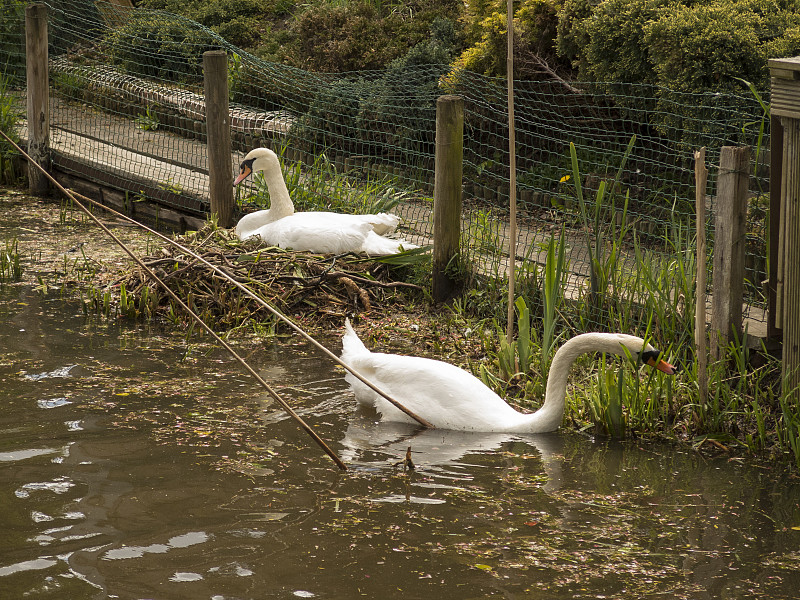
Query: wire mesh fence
1 0 772 332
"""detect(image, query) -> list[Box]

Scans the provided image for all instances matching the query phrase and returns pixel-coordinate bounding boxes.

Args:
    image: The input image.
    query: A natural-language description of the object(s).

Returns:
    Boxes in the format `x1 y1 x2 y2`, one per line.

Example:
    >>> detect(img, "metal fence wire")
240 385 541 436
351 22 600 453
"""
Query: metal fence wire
2 0 771 328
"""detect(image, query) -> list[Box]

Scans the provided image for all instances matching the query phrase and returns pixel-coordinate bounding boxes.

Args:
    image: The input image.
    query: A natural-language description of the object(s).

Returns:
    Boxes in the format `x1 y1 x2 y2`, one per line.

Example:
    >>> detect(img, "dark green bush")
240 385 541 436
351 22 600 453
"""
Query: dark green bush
104 12 222 83
356 18 456 160
560 0 800 93
645 0 800 93
289 77 371 155
0 0 25 85
141 0 295 49
559 0 664 86
285 0 462 72
458 0 567 78
289 17 458 167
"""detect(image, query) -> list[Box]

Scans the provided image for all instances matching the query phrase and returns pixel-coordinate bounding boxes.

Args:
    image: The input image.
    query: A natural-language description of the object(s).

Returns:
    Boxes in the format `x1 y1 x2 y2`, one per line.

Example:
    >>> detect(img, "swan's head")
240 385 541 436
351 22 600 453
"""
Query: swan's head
614 334 677 375
234 148 280 186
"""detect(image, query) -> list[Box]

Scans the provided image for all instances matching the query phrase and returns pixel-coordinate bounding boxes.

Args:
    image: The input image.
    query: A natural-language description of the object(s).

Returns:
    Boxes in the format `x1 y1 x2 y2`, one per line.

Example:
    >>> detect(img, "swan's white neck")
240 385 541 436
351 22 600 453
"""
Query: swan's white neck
511 332 645 433
235 154 295 239
259 161 294 222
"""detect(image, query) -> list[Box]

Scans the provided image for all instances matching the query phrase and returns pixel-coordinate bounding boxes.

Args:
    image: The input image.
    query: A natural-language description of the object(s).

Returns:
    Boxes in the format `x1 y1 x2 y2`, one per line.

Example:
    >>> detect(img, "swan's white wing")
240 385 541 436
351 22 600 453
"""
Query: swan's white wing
307 212 399 236
344 351 524 431
251 214 372 254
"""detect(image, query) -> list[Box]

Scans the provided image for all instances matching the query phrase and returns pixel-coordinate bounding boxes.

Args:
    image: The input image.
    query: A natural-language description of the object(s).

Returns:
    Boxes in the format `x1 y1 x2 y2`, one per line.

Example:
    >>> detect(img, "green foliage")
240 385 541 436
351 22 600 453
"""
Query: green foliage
644 0 800 93
135 106 160 131
0 70 22 185
104 11 221 83
457 0 566 77
0 238 22 282
285 0 461 72
0 0 25 84
141 0 295 49
52 70 90 103
289 78 370 156
561 0 800 93
289 18 457 163
560 0 665 85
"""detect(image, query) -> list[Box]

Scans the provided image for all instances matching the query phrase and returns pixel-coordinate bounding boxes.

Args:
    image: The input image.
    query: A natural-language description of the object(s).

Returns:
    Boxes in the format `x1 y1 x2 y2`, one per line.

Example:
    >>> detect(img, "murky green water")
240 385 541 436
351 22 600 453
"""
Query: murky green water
1 286 800 599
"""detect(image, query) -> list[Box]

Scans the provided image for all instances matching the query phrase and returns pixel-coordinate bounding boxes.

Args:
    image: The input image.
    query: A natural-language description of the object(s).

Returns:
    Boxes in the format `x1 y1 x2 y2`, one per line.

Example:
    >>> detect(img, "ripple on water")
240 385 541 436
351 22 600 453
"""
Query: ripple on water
24 365 77 381
0 447 60 462
36 397 72 409
169 572 203 582
0 557 59 577
14 476 75 499
102 531 210 560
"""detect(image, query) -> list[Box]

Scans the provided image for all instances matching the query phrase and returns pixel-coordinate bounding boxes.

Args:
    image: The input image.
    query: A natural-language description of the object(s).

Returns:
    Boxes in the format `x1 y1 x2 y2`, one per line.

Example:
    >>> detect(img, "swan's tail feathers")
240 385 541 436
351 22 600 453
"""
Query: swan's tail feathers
367 213 401 236
341 318 369 362
362 231 420 255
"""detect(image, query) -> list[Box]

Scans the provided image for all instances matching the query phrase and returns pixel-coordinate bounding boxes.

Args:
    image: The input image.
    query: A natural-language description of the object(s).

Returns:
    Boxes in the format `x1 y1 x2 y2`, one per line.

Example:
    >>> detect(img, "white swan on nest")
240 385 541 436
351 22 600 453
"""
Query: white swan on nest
339 319 676 433
233 148 418 255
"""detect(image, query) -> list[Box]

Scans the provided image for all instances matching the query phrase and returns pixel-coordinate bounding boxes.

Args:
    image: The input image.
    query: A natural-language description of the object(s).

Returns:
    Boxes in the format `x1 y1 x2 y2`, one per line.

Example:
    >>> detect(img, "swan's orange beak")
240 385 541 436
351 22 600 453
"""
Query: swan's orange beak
233 162 252 186
647 355 677 375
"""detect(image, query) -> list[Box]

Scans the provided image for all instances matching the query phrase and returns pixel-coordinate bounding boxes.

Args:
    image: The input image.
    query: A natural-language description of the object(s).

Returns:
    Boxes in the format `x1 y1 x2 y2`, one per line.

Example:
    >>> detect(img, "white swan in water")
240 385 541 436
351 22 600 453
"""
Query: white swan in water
233 148 418 255
339 319 676 433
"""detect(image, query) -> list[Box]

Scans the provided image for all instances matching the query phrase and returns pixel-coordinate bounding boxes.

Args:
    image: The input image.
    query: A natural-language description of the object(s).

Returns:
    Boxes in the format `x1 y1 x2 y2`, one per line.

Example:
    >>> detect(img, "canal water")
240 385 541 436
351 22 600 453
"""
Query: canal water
1 284 800 599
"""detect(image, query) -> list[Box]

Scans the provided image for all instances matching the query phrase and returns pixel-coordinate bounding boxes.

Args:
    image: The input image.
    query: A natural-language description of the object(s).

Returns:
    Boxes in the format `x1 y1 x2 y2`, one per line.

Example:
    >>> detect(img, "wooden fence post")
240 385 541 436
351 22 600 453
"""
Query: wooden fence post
710 146 750 361
432 95 464 302
203 50 233 228
26 3 49 196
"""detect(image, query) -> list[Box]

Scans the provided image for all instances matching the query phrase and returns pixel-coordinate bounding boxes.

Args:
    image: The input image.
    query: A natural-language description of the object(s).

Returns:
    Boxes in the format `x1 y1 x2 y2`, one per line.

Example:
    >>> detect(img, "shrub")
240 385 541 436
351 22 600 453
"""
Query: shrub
141 0 296 49
0 70 23 185
104 11 222 83
644 0 800 93
560 0 800 93
285 0 462 72
559 0 665 85
289 77 371 155
289 17 458 166
0 0 25 85
457 0 567 78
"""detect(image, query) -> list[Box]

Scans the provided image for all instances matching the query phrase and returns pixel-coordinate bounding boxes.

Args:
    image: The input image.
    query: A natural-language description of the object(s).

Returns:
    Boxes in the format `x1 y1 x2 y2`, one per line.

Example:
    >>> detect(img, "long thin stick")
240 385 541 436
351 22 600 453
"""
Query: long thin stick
1 130 434 429
695 147 708 405
1 129 347 470
505 0 518 347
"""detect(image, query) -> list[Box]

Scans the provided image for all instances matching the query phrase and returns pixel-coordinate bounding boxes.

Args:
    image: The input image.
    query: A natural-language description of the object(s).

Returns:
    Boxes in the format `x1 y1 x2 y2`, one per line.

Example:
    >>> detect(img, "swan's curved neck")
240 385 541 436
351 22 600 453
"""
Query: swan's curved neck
515 333 633 432
260 162 294 222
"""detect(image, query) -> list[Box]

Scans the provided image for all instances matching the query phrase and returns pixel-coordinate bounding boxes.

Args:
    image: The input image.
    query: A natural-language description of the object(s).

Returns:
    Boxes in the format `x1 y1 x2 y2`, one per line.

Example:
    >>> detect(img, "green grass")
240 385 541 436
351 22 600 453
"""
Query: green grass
444 143 797 470
0 69 22 185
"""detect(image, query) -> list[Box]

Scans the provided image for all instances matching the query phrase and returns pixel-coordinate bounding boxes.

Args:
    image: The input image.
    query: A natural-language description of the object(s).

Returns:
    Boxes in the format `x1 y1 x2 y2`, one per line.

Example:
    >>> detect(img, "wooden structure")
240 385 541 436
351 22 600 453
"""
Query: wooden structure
203 50 234 228
710 146 751 360
26 3 49 196
432 95 464 302
770 56 800 397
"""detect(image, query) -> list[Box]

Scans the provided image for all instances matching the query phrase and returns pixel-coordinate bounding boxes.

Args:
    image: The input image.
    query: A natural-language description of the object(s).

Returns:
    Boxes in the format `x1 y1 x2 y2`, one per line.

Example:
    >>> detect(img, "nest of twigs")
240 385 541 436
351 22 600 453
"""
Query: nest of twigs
96 225 427 330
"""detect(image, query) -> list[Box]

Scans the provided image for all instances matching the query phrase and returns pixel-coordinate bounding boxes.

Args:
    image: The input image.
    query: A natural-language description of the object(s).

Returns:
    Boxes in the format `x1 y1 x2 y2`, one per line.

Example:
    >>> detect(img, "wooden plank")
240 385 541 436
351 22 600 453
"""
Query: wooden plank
695 147 708 403
432 95 464 302
25 3 49 196
769 115 784 338
203 50 234 227
780 117 800 397
711 146 750 360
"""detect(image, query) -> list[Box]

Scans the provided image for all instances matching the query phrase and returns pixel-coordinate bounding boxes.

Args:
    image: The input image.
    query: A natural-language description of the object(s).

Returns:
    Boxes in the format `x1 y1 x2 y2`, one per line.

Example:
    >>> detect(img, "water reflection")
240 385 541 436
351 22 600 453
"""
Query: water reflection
340 413 566 493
